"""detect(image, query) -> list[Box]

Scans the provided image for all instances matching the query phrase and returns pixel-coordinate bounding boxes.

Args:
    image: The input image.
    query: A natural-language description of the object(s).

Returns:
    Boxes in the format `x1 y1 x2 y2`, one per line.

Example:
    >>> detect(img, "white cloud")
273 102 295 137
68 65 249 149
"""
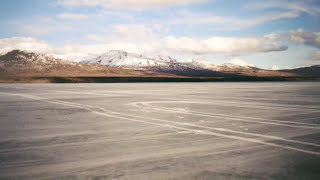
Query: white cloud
12 28 320 63
0 37 52 54
1 28 289 61
88 24 288 55
0 36 156 61
161 35 287 55
113 24 157 41
9 16 74 36
289 29 320 49
55 0 211 10
249 29 320 50
227 58 254 67
314 50 320 59
97 10 135 21
57 13 89 20
170 10 300 30
246 0 320 16
271 65 280 70
86 24 157 43
85 32 289 58
85 34 105 42
86 24 288 56
309 50 320 61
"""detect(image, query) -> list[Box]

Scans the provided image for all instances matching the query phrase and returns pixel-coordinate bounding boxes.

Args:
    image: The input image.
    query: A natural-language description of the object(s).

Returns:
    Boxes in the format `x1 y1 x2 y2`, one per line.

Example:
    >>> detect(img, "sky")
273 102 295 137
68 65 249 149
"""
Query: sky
0 0 319 69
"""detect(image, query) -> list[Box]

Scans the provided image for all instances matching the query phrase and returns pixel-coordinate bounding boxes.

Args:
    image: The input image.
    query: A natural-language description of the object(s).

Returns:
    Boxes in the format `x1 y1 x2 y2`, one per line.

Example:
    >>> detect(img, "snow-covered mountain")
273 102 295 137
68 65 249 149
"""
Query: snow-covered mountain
82 50 302 77
185 60 220 71
153 55 179 63
1 49 305 78
0 50 148 77
82 50 255 72
81 50 168 69
81 50 200 74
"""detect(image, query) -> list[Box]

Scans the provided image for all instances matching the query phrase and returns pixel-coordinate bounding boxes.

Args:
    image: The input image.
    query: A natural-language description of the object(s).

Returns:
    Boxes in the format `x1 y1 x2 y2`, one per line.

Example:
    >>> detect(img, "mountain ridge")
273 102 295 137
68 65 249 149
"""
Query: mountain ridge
82 50 300 77
0 50 172 77
1 50 320 80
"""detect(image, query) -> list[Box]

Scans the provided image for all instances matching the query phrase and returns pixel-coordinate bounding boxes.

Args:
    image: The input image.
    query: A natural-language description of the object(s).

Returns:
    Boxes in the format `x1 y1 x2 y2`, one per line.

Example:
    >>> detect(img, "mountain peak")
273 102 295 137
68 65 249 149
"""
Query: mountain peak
153 55 178 63
3 49 317 78
223 58 255 68
0 49 154 78
107 49 129 55
0 49 46 62
84 50 158 69
3 49 32 58
99 50 145 59
188 59 219 70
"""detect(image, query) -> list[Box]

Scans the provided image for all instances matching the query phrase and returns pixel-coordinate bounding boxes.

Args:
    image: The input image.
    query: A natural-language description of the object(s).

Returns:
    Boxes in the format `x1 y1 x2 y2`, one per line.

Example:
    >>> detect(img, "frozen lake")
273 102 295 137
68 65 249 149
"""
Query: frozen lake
0 82 320 179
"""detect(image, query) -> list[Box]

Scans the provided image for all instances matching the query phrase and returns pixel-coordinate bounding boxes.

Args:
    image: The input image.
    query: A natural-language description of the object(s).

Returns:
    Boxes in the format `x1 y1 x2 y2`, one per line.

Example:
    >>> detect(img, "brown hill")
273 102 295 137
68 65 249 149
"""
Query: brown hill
0 50 172 77
1 50 318 83
281 65 320 77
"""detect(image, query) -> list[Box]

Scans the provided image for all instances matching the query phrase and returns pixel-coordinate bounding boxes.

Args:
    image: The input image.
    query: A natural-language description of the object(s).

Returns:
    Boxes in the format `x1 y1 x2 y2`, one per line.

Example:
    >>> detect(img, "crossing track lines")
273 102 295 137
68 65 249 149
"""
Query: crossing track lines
137 99 320 111
1 92 320 156
54 90 127 97
50 90 320 111
131 101 320 129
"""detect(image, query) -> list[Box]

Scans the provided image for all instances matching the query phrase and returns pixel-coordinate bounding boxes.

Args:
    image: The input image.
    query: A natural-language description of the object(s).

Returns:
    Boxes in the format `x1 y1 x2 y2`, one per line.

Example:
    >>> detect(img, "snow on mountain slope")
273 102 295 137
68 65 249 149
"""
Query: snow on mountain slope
153 55 178 63
83 50 260 74
0 49 77 70
222 58 255 69
0 50 303 78
82 50 265 79
184 60 220 71
82 50 170 69
83 50 217 71
0 50 148 77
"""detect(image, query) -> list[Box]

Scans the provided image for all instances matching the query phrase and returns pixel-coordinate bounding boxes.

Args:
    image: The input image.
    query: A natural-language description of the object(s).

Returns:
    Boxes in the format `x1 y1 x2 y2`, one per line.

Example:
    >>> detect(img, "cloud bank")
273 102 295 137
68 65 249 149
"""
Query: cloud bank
247 0 320 16
55 0 211 10
57 13 89 20
289 29 320 49
1 29 319 62
171 10 300 30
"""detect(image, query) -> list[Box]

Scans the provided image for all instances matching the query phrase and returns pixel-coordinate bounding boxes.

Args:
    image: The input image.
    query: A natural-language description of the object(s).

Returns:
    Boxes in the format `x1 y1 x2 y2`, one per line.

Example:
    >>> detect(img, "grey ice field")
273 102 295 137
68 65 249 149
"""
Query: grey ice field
0 82 320 179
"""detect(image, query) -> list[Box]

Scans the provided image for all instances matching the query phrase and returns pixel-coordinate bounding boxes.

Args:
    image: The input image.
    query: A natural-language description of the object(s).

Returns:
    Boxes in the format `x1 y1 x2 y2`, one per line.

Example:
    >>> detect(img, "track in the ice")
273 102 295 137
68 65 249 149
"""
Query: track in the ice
0 82 320 179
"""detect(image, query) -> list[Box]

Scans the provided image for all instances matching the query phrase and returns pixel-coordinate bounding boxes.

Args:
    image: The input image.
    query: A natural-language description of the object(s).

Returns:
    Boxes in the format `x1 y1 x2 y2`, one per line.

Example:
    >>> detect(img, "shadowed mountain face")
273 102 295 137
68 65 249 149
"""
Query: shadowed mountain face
0 50 158 77
281 65 320 77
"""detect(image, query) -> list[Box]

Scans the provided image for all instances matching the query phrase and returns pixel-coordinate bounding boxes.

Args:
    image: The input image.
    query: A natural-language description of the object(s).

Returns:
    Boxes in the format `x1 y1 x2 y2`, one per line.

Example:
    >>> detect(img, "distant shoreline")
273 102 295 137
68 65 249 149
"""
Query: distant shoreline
1 76 319 83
